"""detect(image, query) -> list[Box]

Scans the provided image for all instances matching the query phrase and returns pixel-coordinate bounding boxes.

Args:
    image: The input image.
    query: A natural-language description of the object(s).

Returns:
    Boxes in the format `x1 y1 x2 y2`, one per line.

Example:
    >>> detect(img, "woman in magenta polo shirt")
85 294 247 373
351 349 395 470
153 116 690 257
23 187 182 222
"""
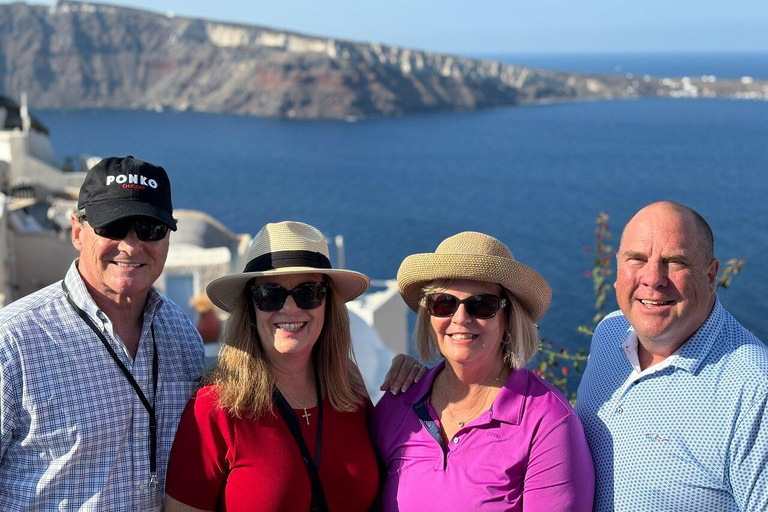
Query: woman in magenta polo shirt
370 231 594 511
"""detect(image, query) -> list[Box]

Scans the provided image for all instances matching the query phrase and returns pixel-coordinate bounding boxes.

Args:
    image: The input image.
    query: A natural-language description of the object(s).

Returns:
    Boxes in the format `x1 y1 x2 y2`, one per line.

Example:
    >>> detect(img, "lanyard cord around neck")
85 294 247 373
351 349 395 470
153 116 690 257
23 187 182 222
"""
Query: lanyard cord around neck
61 281 160 491
273 365 326 512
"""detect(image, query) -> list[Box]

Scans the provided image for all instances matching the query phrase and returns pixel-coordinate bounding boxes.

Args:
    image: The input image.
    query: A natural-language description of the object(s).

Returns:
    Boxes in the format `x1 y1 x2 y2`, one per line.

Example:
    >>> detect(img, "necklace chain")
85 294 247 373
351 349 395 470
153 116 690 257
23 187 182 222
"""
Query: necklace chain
278 384 315 425
441 365 505 428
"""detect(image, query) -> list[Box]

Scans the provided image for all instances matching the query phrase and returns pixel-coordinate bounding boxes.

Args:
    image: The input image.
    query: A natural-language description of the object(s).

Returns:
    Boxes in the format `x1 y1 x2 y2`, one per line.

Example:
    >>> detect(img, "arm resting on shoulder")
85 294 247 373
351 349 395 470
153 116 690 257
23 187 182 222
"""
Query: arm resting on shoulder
379 354 428 395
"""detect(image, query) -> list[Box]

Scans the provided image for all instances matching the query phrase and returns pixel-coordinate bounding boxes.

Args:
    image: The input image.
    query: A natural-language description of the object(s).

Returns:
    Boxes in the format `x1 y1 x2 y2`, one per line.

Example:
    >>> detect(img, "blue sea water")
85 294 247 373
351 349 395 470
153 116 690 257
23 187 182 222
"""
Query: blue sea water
37 53 768 352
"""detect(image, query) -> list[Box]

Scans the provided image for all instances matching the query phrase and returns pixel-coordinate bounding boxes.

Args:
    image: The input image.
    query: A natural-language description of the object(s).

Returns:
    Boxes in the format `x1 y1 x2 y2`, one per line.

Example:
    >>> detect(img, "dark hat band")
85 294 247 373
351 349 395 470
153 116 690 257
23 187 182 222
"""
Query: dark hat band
243 251 332 273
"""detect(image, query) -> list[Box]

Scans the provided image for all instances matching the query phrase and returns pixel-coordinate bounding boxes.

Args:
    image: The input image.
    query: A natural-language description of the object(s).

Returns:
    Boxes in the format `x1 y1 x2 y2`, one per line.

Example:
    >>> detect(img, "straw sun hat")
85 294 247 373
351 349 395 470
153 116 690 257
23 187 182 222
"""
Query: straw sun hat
206 221 370 312
397 231 552 322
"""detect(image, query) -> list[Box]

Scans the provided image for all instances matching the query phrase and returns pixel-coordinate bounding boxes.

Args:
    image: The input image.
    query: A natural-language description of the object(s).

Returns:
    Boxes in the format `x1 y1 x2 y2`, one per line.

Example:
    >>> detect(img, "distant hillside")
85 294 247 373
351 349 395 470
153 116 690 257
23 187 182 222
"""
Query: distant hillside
1 0 765 119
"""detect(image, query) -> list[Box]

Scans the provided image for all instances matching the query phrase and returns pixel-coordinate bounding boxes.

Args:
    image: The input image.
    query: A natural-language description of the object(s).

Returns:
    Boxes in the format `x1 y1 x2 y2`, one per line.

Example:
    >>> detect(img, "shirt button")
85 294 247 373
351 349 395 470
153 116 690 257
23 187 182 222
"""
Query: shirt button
139 483 146 491
137 433 144 440
616 406 624 414
452 437 459 444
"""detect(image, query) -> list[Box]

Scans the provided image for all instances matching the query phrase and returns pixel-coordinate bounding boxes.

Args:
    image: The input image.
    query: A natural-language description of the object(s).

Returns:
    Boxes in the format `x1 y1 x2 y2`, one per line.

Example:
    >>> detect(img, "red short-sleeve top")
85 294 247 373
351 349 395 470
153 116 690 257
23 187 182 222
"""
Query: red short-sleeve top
166 385 378 512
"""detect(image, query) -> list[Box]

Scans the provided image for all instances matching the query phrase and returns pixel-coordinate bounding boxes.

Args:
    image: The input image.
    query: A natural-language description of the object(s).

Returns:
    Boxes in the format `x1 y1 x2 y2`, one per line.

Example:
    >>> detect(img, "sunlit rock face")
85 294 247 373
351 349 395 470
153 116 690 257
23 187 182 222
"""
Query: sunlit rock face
2 1 764 119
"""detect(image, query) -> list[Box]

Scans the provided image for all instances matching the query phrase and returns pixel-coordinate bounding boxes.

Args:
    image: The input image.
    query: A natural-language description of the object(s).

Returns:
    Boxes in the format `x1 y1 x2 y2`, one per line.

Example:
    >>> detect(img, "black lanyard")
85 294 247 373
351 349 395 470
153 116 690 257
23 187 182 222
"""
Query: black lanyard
62 282 160 491
273 367 327 512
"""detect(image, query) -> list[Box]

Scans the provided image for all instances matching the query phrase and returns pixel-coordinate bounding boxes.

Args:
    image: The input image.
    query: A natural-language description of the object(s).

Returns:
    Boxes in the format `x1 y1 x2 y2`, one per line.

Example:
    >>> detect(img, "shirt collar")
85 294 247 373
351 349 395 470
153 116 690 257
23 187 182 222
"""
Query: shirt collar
620 331 680 379
489 368 528 425
618 297 724 375
673 297 724 374
406 359 528 426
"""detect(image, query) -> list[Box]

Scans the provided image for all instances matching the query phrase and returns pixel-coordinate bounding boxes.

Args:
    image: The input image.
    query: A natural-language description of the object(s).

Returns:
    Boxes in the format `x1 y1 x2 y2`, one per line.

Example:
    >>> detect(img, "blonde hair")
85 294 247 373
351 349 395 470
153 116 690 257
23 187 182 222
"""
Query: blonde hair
414 279 539 369
207 280 368 419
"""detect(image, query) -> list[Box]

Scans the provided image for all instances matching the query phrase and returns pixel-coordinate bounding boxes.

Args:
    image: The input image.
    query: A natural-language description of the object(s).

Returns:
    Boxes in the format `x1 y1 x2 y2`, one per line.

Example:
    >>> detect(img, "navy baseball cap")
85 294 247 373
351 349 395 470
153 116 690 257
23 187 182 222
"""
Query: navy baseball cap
78 156 177 230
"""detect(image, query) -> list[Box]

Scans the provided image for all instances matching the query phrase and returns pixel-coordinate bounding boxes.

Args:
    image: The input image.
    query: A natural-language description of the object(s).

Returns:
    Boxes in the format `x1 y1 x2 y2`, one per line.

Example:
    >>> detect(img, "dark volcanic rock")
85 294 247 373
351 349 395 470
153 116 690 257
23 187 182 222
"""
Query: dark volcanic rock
1 1 765 119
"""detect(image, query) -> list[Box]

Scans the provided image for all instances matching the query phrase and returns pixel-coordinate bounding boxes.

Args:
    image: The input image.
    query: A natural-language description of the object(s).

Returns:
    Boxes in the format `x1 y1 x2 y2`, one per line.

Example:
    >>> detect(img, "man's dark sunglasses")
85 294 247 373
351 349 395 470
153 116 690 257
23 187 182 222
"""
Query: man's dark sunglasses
83 216 170 242
250 281 327 312
425 293 508 319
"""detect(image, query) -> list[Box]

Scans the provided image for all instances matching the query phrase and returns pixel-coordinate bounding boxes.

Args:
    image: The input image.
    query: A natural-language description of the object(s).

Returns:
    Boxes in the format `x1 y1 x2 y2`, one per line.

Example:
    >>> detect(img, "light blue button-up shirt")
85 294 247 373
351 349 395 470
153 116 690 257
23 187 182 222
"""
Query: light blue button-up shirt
576 298 768 512
0 262 205 511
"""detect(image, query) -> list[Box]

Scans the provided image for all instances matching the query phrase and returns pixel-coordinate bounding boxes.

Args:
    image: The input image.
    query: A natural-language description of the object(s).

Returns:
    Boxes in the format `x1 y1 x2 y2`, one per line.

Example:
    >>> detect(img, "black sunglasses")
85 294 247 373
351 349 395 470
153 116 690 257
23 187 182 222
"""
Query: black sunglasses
250 281 327 312
88 217 170 242
425 293 508 319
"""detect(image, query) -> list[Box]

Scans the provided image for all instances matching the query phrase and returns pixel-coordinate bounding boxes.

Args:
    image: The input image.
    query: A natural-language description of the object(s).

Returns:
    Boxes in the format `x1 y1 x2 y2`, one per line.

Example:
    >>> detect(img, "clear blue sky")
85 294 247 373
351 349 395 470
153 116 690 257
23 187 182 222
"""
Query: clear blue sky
36 0 768 54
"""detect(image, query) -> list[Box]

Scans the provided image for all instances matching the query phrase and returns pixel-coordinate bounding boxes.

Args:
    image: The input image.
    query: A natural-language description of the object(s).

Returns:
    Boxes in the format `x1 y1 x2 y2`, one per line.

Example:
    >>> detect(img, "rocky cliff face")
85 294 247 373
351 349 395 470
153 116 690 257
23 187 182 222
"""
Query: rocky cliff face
1 1 765 119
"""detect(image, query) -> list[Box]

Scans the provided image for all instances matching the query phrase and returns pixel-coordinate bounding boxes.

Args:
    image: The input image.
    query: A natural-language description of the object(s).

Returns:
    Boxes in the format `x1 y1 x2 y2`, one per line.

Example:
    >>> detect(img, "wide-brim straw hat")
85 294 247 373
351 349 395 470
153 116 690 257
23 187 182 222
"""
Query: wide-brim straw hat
397 231 552 322
207 221 370 312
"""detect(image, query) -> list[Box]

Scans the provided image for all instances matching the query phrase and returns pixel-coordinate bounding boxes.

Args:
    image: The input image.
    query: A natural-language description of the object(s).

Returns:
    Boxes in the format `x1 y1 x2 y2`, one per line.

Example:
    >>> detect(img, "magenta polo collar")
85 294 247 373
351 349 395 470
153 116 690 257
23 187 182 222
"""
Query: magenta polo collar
406 361 528 427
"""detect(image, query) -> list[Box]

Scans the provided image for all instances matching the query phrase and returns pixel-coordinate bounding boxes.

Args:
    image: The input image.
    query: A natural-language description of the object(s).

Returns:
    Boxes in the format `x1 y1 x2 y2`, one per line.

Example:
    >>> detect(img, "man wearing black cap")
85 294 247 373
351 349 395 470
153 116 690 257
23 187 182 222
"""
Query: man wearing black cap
0 156 205 511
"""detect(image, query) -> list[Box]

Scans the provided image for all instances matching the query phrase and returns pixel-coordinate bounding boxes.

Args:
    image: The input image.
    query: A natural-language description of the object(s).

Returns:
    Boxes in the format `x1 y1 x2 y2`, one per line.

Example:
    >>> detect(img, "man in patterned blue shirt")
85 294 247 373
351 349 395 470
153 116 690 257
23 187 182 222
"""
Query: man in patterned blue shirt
576 201 768 512
0 156 205 511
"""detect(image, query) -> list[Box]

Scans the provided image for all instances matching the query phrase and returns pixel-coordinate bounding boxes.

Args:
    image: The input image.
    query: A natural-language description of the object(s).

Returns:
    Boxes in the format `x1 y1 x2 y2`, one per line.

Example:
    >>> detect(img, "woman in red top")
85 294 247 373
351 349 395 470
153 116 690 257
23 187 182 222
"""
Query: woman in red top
165 221 381 512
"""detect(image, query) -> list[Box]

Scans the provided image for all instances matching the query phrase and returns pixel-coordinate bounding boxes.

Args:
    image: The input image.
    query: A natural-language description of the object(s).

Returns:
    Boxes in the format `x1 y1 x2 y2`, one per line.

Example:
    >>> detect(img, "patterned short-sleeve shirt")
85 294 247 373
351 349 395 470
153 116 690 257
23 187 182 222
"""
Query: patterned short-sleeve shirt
0 262 205 511
576 299 768 512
